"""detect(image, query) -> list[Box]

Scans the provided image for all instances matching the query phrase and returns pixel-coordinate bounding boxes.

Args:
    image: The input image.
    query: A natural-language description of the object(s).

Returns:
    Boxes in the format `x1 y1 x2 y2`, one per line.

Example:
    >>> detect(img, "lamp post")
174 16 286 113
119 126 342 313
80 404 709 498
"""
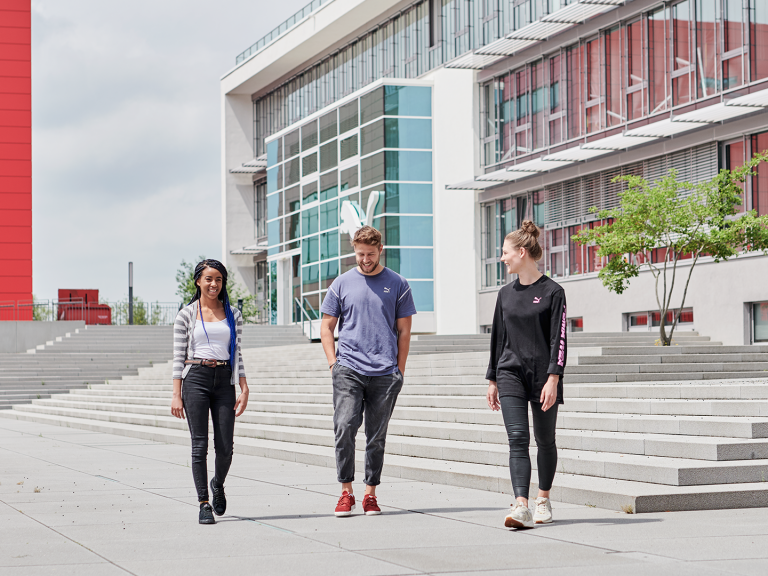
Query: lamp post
128 262 133 325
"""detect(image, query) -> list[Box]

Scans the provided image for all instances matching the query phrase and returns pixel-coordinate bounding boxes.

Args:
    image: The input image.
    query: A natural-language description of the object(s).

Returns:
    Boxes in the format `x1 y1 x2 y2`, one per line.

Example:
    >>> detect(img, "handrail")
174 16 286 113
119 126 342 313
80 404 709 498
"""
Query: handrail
294 297 315 340
302 296 320 320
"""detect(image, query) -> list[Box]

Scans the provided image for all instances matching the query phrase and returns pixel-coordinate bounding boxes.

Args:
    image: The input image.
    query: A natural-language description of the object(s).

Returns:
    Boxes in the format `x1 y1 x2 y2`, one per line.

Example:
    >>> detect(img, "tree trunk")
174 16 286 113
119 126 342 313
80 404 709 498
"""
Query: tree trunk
658 313 671 346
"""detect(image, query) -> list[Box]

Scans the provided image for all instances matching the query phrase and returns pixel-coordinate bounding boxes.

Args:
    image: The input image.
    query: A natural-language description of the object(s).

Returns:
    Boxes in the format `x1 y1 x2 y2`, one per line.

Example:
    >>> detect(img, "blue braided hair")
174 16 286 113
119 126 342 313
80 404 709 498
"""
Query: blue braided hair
189 259 237 365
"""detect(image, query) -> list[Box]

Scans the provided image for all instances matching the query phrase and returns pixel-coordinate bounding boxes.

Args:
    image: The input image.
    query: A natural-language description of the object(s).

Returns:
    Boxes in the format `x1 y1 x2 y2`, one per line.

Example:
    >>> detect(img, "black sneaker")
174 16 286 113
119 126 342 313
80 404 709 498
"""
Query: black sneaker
210 478 226 516
199 502 215 524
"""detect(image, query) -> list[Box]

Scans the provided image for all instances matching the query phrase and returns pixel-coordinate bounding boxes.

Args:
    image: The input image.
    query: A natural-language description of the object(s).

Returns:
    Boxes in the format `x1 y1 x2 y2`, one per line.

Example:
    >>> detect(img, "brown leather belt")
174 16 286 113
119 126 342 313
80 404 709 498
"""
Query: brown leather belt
185 359 230 368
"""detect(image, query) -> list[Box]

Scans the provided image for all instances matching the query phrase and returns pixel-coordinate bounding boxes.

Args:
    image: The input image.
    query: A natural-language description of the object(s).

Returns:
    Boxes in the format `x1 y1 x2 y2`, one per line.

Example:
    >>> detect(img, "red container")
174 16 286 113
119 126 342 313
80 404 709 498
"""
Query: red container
58 289 99 306
86 304 112 325
57 289 110 324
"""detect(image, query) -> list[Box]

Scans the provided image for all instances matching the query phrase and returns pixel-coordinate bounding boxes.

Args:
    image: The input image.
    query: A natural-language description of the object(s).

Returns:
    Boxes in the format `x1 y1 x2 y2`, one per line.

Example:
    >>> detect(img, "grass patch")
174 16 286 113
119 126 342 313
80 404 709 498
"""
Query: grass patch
621 504 634 514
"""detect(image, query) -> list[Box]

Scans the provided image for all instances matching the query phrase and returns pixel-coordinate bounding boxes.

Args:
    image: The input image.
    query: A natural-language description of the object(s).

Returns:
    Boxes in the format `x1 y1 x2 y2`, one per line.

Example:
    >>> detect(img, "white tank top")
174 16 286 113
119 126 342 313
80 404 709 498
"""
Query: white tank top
191 318 231 360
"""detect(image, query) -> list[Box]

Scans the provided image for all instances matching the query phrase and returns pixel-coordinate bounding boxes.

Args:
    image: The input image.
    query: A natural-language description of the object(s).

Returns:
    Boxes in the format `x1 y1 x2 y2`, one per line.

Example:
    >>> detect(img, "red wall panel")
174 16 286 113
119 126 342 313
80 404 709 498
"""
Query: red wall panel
0 159 31 176
0 209 31 226
0 9 29 27
0 93 30 109
0 241 32 259
0 192 31 209
0 110 31 126
0 76 31 94
0 27 31 45
0 143 30 159
0 226 32 243
0 0 32 306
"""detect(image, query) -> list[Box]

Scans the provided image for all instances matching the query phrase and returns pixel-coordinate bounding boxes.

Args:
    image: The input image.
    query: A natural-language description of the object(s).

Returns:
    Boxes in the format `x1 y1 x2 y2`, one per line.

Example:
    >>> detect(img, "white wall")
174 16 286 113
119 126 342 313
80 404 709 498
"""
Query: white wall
222 93 257 293
427 67 480 335
479 254 768 345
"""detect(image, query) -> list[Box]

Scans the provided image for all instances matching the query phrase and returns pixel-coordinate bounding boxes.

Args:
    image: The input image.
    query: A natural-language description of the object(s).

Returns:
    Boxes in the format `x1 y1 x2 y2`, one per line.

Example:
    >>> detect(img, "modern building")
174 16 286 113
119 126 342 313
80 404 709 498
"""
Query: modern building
0 0 32 316
222 0 768 344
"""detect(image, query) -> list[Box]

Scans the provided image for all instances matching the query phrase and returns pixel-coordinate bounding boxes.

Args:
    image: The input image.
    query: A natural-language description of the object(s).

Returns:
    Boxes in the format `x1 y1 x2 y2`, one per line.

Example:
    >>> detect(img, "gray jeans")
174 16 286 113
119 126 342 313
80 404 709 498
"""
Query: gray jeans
331 362 403 486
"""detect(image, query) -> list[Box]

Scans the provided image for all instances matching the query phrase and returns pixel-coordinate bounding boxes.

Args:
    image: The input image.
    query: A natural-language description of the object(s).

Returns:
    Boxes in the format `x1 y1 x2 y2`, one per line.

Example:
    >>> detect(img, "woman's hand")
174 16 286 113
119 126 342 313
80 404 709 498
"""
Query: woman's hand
235 382 249 417
171 393 185 419
487 381 500 411
540 375 559 412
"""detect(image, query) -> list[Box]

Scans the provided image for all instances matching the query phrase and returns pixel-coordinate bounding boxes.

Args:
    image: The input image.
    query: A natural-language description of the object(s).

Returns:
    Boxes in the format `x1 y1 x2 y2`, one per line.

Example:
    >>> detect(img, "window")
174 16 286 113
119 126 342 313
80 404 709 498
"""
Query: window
549 53 564 145
585 37 603 133
722 0 744 90
672 1 693 107
606 26 623 127
566 44 583 138
626 18 646 121
531 61 545 150
750 0 768 81
567 318 584 332
724 139 746 213
751 132 768 215
754 301 768 342
255 181 267 239
649 8 669 114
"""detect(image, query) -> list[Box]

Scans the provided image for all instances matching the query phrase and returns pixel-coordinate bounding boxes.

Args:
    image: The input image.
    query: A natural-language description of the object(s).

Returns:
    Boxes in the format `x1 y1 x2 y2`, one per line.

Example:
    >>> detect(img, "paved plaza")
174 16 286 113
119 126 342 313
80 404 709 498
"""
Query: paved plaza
1 418 767 576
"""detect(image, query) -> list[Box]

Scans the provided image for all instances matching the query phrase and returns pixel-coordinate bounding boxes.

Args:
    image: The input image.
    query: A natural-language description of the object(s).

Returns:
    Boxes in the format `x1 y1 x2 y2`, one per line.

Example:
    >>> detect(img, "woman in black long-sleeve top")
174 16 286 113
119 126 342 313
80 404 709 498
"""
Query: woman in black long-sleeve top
486 220 567 529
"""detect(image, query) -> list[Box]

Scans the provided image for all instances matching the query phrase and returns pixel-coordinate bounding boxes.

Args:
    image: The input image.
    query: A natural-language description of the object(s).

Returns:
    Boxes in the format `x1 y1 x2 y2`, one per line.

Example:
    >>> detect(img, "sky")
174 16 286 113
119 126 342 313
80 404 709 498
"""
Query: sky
31 0 309 304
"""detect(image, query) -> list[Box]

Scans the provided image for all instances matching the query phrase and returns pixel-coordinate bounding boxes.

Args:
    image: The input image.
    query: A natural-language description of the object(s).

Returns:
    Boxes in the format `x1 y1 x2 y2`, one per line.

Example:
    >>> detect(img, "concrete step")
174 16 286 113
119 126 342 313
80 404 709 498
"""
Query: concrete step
30 397 768 462
3 408 768 514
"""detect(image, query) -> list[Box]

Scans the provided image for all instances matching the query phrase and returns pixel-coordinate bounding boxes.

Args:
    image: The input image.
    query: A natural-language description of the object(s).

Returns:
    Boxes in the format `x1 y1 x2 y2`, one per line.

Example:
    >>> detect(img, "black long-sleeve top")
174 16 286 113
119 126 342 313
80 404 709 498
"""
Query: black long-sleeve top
486 275 567 404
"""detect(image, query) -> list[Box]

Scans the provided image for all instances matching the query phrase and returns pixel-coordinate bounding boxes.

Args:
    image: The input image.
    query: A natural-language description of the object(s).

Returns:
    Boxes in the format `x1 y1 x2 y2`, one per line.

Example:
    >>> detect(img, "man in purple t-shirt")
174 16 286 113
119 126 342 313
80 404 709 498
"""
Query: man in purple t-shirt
320 225 416 517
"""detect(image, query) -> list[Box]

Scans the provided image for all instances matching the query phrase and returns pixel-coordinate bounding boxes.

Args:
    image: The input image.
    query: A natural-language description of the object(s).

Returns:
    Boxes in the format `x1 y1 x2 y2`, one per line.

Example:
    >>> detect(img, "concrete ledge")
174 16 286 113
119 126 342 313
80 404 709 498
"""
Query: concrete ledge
0 321 84 353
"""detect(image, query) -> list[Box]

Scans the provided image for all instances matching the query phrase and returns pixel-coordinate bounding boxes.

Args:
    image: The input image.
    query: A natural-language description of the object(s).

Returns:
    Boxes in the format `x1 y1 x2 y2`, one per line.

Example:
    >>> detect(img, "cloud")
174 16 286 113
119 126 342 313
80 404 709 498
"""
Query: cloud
31 0 310 303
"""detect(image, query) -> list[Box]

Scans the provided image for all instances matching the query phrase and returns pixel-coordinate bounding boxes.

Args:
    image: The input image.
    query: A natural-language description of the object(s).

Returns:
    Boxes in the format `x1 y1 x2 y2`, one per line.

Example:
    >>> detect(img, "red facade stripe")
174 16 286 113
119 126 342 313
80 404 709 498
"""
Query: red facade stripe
0 126 31 143
0 176 32 192
0 27 31 45
0 159 31 176
0 59 30 77
0 225 32 242
0 241 32 259
0 10 30 28
0 76 31 94
0 142 30 158
0 109 31 126
0 192 32 209
0 0 31 11
0 93 30 109
0 259 32 275
0 209 31 226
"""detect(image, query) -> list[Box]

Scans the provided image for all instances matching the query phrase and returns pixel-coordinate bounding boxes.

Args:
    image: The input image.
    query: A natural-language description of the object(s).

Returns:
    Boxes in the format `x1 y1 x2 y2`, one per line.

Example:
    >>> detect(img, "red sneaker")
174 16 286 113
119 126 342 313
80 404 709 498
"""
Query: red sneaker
362 494 382 516
334 491 356 517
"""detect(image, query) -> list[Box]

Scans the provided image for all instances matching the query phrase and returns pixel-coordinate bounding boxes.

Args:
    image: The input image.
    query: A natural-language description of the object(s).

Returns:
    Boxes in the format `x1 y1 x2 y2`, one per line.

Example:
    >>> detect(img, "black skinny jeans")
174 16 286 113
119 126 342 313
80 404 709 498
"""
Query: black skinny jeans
500 395 559 500
182 364 235 502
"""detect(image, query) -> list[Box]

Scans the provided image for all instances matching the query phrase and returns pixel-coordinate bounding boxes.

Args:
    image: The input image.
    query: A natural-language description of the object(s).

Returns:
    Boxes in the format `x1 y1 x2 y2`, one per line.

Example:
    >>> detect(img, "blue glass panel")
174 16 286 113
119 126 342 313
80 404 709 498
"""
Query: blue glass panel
267 140 278 167
321 258 339 289
320 200 339 231
409 281 434 312
375 216 432 246
384 118 432 149
384 248 433 278
374 183 432 216
320 230 339 259
268 220 281 247
384 86 432 117
267 166 279 193
302 235 319 264
302 264 319 290
301 207 318 236
268 193 281 220
385 151 432 182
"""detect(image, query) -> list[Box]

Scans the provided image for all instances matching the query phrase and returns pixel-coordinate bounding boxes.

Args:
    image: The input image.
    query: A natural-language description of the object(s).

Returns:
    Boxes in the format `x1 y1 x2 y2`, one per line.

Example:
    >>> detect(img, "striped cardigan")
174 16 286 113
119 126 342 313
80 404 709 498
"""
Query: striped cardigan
172 302 246 386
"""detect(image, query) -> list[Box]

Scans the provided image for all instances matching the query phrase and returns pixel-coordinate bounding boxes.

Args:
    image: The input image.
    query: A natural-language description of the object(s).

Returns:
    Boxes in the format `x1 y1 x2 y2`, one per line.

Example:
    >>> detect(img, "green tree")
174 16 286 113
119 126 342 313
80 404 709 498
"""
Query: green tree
176 255 206 304
573 154 768 346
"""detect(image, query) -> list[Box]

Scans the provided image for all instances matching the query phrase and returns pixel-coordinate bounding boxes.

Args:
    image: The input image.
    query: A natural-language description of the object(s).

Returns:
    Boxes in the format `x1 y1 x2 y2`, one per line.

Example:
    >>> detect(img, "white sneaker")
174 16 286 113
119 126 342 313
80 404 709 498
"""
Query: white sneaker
533 497 553 524
504 501 534 528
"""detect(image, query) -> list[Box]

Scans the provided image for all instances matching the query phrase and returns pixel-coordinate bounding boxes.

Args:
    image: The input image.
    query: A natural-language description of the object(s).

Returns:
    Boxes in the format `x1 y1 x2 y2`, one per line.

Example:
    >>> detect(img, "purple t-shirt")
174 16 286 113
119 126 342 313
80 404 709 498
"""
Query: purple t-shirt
320 267 417 376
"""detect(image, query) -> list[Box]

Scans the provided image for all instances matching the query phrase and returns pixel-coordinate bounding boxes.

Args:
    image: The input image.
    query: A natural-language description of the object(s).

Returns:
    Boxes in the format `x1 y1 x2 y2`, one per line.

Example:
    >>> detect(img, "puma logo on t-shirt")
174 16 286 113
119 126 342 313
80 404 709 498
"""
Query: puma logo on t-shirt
384 287 390 293
533 297 541 304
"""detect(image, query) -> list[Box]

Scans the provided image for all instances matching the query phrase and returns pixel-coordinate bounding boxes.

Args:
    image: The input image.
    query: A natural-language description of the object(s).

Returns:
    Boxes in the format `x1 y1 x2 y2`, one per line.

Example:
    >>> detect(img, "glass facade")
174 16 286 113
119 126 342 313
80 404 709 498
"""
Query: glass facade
480 0 768 168
252 0 591 156
266 85 434 322
480 142 722 287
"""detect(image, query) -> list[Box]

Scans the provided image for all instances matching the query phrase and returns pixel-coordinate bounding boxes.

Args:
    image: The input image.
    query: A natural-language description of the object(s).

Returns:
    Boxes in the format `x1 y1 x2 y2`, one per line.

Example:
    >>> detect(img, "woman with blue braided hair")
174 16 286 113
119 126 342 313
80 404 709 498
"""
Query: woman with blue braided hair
171 259 249 525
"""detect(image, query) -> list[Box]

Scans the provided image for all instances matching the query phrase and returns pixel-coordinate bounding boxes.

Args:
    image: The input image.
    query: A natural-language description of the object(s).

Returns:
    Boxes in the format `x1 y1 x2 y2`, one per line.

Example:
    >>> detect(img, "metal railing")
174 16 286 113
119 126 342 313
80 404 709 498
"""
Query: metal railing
0 299 87 322
235 0 332 65
294 297 319 340
103 302 182 326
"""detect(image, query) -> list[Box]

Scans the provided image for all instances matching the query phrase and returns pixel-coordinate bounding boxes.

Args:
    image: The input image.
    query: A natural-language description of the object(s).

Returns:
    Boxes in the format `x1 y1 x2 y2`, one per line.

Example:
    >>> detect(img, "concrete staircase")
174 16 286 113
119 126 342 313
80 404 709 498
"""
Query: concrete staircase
0 324 308 409
409 330 716 354
3 337 768 513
